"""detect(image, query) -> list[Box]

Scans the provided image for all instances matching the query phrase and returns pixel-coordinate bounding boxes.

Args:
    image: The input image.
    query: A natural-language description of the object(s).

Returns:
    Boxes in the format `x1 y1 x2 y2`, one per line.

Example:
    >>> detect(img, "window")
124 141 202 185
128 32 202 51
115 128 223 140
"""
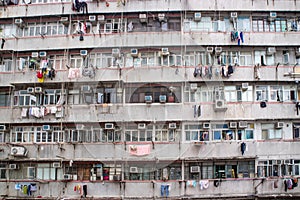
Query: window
37 163 56 180
255 86 268 101
70 55 83 68
261 124 282 140
258 160 295 177
0 91 11 106
293 124 300 139
155 125 179 142
27 167 36 179
0 132 4 143
239 52 252 66
0 164 6 179
125 129 152 142
185 124 209 141
212 124 235 141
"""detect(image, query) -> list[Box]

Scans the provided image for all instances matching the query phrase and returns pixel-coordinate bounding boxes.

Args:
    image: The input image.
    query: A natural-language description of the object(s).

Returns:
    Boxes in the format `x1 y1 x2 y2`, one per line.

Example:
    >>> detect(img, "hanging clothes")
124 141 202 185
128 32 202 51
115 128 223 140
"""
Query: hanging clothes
241 142 246 155
199 180 209 190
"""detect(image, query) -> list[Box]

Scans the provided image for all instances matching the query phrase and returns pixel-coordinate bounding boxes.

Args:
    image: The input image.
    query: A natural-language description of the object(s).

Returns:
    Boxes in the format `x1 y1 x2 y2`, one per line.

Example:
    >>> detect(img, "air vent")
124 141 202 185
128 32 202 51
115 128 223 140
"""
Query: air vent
190 166 200 173
138 123 146 129
31 52 39 58
97 15 105 22
276 122 284 129
52 162 61 168
168 123 177 129
14 18 23 24
89 15 96 22
215 47 222 53
80 50 88 56
105 123 114 130
9 164 18 169
270 12 277 18
139 14 147 23
229 122 237 128
39 51 47 57
239 121 248 128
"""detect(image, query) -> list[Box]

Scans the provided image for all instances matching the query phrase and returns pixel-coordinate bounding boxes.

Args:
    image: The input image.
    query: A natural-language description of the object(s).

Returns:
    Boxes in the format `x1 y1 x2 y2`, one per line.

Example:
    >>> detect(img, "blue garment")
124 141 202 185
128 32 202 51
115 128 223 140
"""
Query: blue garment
160 185 169 197
240 32 244 43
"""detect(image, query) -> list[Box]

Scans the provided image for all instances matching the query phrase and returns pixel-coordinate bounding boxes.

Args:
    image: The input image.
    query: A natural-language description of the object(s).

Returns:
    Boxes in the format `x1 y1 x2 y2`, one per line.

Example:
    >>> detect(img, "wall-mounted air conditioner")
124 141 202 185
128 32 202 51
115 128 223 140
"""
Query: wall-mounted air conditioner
105 123 114 130
229 122 237 129
112 48 120 58
190 83 198 91
0 125 6 131
89 15 96 22
60 17 69 24
39 51 47 57
9 164 18 169
242 83 249 91
138 123 146 129
214 100 227 110
215 47 222 53
194 12 201 21
11 146 27 156
206 47 214 53
159 95 167 103
158 13 166 22
267 47 276 55
130 167 138 173
35 87 43 93
80 50 88 56
145 95 152 103
168 123 177 129
203 123 210 129
81 85 91 92
239 121 248 128
270 12 277 18
276 122 284 129
97 15 105 22
42 125 51 131
139 14 147 23
161 48 169 56
52 162 61 168
14 18 23 24
190 166 200 173
64 174 73 180
27 87 34 94
131 49 138 57
31 52 39 58
230 12 238 18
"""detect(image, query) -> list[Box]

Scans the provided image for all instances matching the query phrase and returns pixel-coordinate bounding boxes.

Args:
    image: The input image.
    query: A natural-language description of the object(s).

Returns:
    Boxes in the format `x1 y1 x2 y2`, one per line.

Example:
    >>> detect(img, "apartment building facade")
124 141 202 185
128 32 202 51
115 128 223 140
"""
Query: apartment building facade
0 0 300 199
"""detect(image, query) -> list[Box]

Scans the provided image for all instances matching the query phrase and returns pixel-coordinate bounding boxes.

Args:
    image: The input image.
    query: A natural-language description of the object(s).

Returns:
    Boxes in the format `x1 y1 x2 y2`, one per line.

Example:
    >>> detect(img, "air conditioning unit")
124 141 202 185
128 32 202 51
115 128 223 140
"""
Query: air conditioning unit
296 47 300 56
76 124 85 130
284 159 294 165
194 12 201 21
27 87 34 94
229 122 237 128
161 48 169 56
203 123 210 129
89 15 96 22
267 47 276 55
239 121 248 128
0 125 6 131
42 125 51 131
214 100 227 110
64 174 73 180
276 122 284 129
190 166 200 173
11 146 27 156
52 162 61 168
190 83 198 91
230 12 238 18
80 50 88 56
283 53 289 65
158 13 166 22
112 48 120 58
215 47 222 53
35 87 43 93
31 52 39 58
9 164 18 169
159 95 167 103
14 18 23 24
139 14 147 23
105 123 114 130
131 49 138 57
81 85 91 92
97 15 105 22
138 123 146 129
206 47 214 53
242 83 249 91
270 12 277 18
129 167 139 173
39 51 47 57
60 17 69 24
168 123 177 129
145 95 152 103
